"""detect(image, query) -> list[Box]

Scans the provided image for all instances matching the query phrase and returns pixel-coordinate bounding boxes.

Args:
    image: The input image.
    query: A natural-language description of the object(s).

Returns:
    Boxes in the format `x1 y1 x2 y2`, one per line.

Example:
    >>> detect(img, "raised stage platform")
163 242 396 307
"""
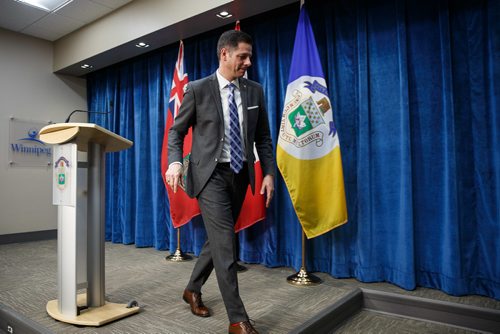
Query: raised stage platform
1 240 499 333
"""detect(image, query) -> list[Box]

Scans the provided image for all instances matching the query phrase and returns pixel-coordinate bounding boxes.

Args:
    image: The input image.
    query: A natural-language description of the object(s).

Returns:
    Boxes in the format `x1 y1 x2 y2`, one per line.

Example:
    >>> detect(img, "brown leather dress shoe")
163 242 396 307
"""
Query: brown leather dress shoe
228 320 258 334
182 289 210 317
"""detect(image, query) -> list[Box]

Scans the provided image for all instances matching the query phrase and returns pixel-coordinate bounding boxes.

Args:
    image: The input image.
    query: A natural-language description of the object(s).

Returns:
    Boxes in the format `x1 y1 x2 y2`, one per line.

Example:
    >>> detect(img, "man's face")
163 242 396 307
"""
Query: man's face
220 42 252 80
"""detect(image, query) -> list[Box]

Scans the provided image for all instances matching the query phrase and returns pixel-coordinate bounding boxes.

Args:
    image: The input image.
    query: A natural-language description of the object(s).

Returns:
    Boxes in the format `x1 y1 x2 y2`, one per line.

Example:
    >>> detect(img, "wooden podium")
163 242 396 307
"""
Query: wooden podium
39 123 139 326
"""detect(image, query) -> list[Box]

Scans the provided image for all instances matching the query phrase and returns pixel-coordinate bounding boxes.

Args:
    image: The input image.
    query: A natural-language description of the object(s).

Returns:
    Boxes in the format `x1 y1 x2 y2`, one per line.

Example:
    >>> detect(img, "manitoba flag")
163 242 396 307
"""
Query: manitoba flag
161 41 201 228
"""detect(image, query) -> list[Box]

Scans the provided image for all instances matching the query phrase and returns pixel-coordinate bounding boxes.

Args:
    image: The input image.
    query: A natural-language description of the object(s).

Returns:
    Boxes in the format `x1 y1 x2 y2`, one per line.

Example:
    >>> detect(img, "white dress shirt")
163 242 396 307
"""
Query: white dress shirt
216 70 246 163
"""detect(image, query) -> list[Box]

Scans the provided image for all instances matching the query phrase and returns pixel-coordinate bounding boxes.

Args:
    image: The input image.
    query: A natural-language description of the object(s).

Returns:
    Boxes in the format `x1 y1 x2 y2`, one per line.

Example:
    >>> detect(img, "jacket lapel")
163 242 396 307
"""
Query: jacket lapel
239 78 249 150
209 73 224 125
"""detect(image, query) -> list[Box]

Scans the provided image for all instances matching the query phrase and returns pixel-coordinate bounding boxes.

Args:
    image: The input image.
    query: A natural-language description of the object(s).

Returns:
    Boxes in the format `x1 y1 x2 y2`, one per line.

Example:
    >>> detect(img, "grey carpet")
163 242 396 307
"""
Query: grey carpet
1 240 499 333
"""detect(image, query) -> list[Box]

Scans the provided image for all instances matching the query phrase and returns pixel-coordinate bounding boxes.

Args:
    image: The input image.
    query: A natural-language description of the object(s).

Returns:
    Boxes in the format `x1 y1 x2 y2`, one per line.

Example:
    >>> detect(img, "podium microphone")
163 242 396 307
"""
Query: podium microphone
65 109 111 123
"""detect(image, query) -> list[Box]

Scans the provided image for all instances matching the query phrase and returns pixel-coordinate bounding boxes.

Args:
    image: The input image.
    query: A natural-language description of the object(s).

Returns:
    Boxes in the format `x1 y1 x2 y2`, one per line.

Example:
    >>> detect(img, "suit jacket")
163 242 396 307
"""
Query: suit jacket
168 72 275 198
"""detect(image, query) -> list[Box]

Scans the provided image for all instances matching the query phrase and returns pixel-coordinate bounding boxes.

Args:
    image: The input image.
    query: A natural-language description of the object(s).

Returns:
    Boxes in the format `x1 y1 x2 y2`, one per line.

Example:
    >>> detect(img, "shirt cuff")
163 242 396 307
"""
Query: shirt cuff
168 161 183 169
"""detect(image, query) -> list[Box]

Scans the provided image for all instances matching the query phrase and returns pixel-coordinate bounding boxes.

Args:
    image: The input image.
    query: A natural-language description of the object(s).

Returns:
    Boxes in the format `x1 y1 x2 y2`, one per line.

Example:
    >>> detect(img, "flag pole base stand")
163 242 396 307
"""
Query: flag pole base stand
166 248 192 262
287 267 322 286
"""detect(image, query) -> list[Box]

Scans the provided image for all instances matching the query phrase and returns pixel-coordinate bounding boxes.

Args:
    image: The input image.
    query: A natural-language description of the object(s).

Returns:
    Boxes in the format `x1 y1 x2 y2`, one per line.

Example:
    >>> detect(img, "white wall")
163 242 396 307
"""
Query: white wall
0 28 87 236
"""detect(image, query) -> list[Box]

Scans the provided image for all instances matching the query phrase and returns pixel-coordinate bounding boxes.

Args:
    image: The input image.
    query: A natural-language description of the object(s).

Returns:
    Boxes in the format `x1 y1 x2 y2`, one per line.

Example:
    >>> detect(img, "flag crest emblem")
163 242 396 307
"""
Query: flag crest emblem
280 76 338 158
287 92 325 138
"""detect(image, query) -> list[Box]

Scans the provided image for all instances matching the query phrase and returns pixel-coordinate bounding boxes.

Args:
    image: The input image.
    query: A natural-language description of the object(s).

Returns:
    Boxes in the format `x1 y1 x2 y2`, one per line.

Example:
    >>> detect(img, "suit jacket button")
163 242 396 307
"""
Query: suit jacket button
220 138 224 142
215 158 218 162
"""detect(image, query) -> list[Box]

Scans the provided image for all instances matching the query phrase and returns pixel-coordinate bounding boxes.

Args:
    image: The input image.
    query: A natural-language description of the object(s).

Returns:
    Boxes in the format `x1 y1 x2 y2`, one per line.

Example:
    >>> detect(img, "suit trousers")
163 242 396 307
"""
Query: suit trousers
186 162 249 323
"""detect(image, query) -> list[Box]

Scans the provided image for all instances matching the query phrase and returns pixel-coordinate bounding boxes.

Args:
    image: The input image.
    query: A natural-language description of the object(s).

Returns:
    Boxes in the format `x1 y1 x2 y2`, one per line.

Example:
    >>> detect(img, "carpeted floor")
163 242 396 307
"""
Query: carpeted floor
1 240 499 333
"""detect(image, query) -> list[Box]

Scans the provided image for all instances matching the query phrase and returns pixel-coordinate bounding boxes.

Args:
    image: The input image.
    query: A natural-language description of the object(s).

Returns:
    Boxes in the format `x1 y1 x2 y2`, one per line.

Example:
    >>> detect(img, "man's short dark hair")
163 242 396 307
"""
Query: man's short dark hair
217 30 253 59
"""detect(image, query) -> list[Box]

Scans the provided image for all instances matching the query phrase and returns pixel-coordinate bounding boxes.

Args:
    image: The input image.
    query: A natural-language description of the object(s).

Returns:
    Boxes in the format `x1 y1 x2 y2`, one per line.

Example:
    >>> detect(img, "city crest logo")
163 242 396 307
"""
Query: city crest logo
54 156 71 190
281 76 336 151
288 96 325 137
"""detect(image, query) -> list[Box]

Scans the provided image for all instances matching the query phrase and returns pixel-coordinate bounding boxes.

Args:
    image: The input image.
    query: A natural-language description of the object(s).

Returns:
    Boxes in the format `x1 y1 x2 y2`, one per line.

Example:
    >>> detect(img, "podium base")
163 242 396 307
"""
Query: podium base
46 294 139 326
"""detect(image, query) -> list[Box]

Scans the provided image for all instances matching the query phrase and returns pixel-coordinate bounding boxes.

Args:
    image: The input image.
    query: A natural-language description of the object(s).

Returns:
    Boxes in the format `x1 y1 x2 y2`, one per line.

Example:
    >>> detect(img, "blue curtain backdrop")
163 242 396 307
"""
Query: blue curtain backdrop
87 0 499 299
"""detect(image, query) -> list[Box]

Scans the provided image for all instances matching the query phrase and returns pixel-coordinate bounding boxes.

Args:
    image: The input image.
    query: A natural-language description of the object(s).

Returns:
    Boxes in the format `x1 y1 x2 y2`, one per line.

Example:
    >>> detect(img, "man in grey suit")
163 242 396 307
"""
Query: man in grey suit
165 30 274 334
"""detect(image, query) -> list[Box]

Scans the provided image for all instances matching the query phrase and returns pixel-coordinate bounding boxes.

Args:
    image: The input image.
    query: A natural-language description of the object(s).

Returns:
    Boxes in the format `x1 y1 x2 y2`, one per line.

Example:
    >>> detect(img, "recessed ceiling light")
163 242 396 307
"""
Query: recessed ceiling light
81 64 93 69
135 42 150 48
15 0 73 12
216 11 232 19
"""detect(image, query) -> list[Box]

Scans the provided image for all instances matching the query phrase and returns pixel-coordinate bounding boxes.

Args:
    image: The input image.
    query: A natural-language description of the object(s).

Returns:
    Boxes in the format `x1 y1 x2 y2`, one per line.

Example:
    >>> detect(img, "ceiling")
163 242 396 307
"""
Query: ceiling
0 0 133 41
0 0 298 76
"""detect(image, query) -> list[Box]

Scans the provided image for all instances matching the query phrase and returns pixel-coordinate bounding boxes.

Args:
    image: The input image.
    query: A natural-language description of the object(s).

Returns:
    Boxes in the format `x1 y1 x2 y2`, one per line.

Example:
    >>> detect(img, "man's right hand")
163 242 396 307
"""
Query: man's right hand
165 163 183 193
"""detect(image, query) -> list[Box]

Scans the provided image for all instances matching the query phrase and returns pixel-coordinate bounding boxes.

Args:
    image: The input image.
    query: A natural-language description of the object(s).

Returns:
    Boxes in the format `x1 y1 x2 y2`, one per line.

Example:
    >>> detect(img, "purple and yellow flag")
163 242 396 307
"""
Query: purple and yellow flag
277 6 348 238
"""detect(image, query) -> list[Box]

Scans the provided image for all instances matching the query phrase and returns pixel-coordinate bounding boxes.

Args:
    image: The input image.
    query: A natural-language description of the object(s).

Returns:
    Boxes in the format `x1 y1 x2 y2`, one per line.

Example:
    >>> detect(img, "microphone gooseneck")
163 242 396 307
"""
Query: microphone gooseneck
65 110 111 123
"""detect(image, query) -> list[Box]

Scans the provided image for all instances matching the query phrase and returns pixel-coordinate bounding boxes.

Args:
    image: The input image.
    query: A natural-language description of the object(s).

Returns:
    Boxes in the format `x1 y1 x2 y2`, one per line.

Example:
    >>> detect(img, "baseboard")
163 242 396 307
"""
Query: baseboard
0 303 52 334
361 288 500 333
290 288 500 334
0 230 56 245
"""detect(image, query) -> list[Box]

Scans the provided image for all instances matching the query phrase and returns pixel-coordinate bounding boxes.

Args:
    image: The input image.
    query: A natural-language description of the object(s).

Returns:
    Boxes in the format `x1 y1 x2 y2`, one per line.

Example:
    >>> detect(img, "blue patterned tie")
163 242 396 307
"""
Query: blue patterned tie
228 83 243 173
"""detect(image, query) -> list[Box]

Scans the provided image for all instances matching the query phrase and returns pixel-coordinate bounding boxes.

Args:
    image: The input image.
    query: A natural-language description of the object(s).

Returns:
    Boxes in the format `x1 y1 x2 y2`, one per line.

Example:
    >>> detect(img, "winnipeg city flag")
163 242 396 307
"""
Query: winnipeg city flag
161 41 201 228
277 6 348 238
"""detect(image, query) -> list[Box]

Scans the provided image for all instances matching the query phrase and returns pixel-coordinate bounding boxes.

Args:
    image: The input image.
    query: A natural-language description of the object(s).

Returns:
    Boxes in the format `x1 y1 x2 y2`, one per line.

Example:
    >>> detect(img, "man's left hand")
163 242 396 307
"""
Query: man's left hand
260 175 274 208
